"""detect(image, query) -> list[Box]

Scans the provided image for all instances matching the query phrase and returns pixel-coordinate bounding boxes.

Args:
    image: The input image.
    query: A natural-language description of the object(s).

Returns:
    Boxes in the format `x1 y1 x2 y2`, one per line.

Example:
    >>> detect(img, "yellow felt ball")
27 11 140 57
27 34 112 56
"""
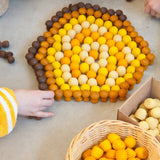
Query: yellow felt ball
91 86 100 92
128 41 137 49
64 23 72 31
46 55 55 63
59 28 66 37
52 61 61 69
47 47 56 56
135 147 148 159
99 139 112 152
107 56 117 64
84 156 96 160
132 48 141 57
109 46 118 56
82 149 92 159
118 28 127 36
116 77 125 85
111 85 120 91
53 42 61 51
124 73 133 80
126 148 136 158
56 77 64 86
123 35 132 45
54 69 62 78
137 54 146 61
95 18 104 27
113 139 126 150
98 67 108 77
109 26 118 35
84 37 93 45
107 133 121 143
72 46 82 54
70 18 78 25
106 149 116 159
116 150 128 160
97 37 106 45
78 15 86 24
60 83 70 90
124 136 136 148
131 59 140 67
104 21 113 29
71 54 81 63
127 66 135 74
71 85 80 91
81 84 90 91
99 158 108 160
91 145 104 159
87 16 95 24
80 63 90 73
53 34 61 42
101 85 110 91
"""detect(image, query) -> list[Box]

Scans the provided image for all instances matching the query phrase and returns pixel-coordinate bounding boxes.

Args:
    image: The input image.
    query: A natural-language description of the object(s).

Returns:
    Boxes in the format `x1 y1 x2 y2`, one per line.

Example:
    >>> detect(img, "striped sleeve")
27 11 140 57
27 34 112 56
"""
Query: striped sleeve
0 87 18 137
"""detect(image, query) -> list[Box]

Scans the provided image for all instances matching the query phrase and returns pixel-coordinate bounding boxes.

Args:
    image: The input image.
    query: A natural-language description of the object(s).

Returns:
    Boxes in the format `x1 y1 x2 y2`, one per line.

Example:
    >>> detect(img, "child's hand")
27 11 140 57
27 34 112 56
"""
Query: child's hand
15 89 54 118
145 0 160 18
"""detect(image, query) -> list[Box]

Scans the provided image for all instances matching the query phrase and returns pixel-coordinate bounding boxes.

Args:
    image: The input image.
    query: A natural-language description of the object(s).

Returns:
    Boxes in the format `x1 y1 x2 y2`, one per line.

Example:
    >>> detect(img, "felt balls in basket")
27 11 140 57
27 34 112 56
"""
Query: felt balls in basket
66 120 160 160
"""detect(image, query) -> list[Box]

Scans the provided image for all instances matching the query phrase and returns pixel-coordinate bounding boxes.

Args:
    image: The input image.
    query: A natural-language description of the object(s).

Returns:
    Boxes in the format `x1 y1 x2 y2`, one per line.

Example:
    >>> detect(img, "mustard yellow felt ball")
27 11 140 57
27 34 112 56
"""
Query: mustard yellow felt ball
80 63 90 73
123 35 132 45
104 21 112 29
53 42 61 51
47 47 56 56
81 84 90 91
71 54 81 63
78 15 86 24
111 85 120 91
95 18 104 27
61 83 70 90
124 73 133 80
91 86 100 92
71 85 80 91
54 69 62 78
64 23 72 31
101 85 110 91
72 46 81 54
91 145 104 159
98 67 108 77
109 26 118 35
118 28 127 36
109 46 118 56
124 136 136 148
70 18 78 25
56 77 65 86
97 37 106 45
127 66 135 74
128 41 137 49
116 77 125 85
59 28 66 37
53 34 61 42
46 55 55 63
84 37 93 45
99 139 112 152
132 48 141 57
131 59 140 67
52 61 61 69
87 16 95 24
107 56 117 64
137 54 146 61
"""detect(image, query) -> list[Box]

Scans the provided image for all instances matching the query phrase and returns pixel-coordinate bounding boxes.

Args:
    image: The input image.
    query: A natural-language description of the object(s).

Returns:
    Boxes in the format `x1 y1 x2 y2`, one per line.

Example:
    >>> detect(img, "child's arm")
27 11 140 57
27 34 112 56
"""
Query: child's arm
145 0 160 18
0 88 54 137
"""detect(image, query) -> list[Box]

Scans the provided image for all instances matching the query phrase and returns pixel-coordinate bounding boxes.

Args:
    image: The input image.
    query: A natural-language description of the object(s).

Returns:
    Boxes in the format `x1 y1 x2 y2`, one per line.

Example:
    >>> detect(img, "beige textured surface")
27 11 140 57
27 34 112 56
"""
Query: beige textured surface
0 0 160 159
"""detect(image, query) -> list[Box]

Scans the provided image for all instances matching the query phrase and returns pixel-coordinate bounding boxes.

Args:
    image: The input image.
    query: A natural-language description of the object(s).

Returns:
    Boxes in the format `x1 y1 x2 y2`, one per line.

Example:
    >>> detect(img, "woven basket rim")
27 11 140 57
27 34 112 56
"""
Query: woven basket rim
66 119 160 160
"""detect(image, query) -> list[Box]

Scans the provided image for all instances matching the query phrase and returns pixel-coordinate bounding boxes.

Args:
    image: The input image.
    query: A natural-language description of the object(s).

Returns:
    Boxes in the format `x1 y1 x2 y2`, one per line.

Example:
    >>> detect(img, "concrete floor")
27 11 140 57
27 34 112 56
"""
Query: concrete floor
0 0 160 159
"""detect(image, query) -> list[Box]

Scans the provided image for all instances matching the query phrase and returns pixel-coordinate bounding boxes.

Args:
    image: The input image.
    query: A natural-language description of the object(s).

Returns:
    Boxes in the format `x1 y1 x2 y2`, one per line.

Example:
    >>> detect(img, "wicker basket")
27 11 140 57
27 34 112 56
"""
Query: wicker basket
66 120 160 160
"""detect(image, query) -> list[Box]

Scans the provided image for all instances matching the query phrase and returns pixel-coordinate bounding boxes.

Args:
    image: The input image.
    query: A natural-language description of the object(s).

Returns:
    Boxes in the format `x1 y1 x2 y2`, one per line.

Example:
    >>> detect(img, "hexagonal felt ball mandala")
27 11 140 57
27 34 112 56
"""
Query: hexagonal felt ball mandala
26 2 155 103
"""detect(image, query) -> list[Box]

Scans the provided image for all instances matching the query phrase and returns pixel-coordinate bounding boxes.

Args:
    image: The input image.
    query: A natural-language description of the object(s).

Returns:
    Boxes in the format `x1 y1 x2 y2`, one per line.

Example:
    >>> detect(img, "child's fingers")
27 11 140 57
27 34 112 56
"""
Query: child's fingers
40 91 54 99
155 13 160 18
34 111 54 118
41 99 54 107
145 5 151 14
151 9 156 16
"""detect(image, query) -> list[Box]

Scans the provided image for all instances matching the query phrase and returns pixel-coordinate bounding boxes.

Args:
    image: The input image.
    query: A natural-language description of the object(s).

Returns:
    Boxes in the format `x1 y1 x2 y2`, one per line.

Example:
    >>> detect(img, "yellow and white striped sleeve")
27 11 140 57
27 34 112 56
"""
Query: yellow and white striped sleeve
0 87 18 137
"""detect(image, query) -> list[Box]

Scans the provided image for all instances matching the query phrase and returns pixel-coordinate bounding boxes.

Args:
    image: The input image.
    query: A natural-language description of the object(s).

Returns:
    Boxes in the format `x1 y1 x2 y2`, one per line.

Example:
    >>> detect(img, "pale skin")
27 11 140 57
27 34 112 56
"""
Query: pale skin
145 0 160 18
14 90 54 118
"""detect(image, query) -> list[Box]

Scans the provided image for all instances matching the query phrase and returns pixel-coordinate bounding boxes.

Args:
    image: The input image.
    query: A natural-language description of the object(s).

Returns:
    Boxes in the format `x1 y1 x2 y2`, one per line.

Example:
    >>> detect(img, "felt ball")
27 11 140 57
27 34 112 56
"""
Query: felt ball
122 46 132 54
135 108 147 120
90 62 100 73
62 42 72 51
88 78 97 86
125 54 135 63
98 59 108 67
61 64 70 72
80 50 89 61
90 24 99 32
99 51 109 59
108 71 119 79
78 74 88 85
105 78 115 86
146 117 158 130
62 35 71 43
139 121 149 130
99 44 109 52
73 24 82 33
55 51 64 61
113 34 122 42
91 42 100 50
98 26 107 36
62 72 71 82
85 56 95 65
68 29 76 39
117 66 126 76
81 21 90 28
82 44 91 52
69 77 78 86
